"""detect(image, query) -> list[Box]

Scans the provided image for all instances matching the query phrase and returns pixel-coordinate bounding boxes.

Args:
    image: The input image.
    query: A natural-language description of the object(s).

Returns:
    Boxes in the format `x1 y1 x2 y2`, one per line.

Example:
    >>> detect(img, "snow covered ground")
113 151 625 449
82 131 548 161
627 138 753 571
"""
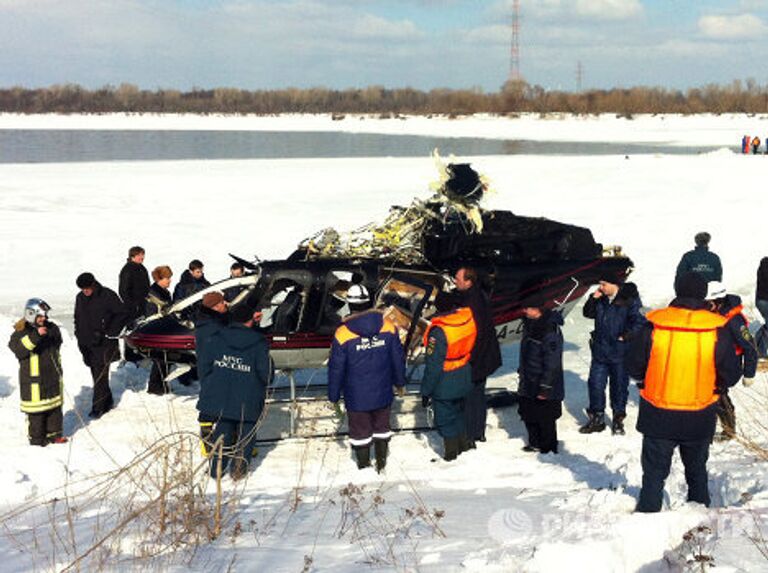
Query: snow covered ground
1 113 768 572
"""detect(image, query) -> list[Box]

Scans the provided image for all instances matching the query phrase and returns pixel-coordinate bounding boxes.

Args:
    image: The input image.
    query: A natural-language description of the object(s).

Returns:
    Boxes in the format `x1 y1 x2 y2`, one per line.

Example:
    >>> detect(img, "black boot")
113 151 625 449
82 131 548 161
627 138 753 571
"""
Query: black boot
443 437 460 461
579 411 606 434
611 413 626 436
458 434 472 454
374 439 389 473
353 445 371 469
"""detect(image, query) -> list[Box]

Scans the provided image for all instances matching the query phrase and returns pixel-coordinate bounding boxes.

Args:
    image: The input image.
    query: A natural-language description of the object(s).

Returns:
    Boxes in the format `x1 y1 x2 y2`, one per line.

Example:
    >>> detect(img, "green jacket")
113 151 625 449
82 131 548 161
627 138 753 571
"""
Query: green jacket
8 320 63 413
421 327 473 400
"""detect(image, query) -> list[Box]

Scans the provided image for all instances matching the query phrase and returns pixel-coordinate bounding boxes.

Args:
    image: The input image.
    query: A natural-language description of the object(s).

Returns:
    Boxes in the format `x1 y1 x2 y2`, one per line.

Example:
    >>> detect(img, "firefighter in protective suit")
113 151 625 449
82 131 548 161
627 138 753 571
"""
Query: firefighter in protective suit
421 295 478 461
8 299 67 446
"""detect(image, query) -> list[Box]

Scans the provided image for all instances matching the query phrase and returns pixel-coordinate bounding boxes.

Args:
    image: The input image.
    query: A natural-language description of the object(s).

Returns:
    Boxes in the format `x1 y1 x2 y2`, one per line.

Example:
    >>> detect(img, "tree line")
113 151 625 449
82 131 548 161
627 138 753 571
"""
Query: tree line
1 80 767 116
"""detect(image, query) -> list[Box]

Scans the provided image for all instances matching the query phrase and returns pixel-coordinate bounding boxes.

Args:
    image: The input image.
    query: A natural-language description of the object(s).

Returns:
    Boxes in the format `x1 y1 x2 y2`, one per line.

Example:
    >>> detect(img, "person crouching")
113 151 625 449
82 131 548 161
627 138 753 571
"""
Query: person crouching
517 307 564 454
421 295 477 461
328 285 406 472
8 299 67 446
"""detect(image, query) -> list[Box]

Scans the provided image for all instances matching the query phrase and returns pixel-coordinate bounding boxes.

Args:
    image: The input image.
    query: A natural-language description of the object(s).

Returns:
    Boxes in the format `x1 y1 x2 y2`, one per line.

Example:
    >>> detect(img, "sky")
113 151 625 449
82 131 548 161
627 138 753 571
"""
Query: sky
1 0 767 92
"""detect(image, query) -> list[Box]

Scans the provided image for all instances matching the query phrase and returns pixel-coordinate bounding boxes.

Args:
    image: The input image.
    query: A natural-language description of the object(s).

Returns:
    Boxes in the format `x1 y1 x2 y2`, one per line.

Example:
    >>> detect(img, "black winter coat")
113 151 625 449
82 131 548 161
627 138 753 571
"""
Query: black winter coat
196 322 272 422
517 310 564 401
8 320 63 413
173 270 211 301
145 282 172 316
626 297 742 441
460 284 502 381
74 282 127 358
583 282 645 364
717 294 758 379
757 257 768 302
119 260 150 320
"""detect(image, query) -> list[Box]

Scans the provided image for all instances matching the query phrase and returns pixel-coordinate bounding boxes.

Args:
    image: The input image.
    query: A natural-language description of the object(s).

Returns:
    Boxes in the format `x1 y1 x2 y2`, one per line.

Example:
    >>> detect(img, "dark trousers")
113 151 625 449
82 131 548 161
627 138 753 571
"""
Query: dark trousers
637 435 711 513
147 358 170 395
716 392 736 437
464 378 488 441
27 407 63 446
89 346 118 415
587 359 628 415
208 418 257 478
433 398 466 438
518 397 562 453
347 406 392 447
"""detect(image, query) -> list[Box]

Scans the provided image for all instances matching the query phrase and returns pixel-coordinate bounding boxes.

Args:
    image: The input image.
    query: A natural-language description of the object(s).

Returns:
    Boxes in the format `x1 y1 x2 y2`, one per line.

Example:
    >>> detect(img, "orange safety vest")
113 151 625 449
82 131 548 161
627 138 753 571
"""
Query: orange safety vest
642 307 728 411
423 307 477 371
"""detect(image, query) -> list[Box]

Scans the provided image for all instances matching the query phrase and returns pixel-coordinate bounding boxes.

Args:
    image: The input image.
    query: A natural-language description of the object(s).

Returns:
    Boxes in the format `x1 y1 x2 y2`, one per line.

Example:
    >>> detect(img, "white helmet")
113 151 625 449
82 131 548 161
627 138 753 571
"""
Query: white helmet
346 284 370 305
705 281 727 301
24 298 51 324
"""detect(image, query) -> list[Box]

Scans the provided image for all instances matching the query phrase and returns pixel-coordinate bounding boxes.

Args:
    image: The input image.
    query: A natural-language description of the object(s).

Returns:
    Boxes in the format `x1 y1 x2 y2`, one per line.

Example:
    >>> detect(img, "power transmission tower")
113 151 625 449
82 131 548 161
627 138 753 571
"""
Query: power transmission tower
510 0 521 81
576 61 583 92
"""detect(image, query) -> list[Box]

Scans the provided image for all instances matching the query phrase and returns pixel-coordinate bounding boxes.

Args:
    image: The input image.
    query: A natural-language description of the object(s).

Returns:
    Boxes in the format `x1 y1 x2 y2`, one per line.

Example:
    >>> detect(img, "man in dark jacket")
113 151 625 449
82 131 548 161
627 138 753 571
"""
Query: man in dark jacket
455 267 502 446
627 272 741 513
756 257 768 358
705 281 758 440
75 272 128 418
328 285 406 472
580 274 645 435
119 246 150 322
517 307 564 454
196 304 272 480
173 259 211 301
674 232 722 292
8 299 67 446
421 297 477 461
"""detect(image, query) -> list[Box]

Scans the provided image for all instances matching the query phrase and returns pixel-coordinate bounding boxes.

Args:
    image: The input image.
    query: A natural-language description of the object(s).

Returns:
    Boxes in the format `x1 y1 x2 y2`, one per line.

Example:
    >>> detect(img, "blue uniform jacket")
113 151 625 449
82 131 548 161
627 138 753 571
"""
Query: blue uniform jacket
327 311 406 412
517 310 564 401
196 322 272 422
675 246 722 288
583 282 645 364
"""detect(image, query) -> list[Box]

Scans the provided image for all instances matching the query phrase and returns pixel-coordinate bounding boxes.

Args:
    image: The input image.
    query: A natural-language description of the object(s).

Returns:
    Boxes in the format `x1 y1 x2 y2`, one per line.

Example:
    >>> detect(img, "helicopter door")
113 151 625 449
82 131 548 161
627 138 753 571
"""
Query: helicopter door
375 275 434 358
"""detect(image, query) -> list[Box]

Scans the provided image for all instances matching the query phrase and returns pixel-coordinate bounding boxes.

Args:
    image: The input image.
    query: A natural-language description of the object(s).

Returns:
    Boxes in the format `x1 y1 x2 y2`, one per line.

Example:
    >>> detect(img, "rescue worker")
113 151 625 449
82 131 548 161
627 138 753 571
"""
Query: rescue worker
742 135 750 154
454 267 502 447
421 295 477 461
517 306 564 454
752 135 762 155
580 274 645 435
328 285 406 472
627 272 741 512
118 245 149 363
173 259 211 301
705 281 758 440
74 272 127 419
8 299 67 446
196 303 272 480
674 232 722 291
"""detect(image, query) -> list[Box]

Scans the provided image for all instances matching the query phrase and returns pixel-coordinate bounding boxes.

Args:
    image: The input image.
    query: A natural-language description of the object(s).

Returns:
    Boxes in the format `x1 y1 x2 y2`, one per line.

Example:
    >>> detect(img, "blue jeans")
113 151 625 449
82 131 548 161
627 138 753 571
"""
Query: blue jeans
208 418 258 478
586 359 628 415
637 436 710 512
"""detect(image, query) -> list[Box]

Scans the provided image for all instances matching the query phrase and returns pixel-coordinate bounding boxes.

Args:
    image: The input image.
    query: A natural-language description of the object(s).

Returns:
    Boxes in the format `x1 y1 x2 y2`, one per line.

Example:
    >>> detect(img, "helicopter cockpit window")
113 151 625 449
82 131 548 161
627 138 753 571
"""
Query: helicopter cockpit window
259 278 305 334
318 270 366 335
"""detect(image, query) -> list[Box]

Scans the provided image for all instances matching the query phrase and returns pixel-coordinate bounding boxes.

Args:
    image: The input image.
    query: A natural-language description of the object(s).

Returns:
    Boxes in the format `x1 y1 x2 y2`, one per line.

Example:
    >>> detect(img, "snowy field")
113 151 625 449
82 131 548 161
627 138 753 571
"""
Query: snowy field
1 113 768 572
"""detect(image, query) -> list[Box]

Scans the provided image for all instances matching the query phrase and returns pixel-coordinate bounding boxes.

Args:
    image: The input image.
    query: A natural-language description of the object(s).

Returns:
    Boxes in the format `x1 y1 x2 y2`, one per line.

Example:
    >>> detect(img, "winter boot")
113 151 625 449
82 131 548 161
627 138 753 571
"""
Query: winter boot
579 411 606 434
199 422 214 456
353 445 371 469
374 439 389 473
458 434 472 454
443 437 460 461
611 414 626 436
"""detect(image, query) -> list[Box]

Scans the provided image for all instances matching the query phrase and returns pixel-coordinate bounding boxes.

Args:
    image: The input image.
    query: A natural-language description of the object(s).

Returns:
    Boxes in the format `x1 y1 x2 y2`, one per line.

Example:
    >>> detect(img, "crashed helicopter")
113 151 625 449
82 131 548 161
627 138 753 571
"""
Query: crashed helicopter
125 156 632 409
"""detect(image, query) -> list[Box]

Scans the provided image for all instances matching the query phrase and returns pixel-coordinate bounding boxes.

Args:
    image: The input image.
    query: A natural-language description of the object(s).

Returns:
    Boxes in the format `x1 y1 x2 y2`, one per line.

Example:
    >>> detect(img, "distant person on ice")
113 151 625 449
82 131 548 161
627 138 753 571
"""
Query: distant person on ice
579 273 644 435
752 135 762 155
674 232 722 292
453 266 501 448
627 272 741 513
517 306 564 454
8 299 67 446
74 272 128 419
173 259 211 301
705 281 757 441
327 285 406 473
420 295 477 461
742 135 750 154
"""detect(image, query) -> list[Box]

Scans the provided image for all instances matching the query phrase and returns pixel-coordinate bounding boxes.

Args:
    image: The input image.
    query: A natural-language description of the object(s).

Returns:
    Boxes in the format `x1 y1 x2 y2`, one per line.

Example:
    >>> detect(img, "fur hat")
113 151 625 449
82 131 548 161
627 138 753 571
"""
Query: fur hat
675 272 707 300
76 272 96 289
202 291 225 309
597 270 624 285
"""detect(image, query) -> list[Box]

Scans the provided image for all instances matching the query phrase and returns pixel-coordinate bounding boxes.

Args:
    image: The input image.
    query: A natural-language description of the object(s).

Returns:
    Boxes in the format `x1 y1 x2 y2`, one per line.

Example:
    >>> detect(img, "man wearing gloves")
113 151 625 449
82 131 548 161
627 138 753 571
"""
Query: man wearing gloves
328 285 406 473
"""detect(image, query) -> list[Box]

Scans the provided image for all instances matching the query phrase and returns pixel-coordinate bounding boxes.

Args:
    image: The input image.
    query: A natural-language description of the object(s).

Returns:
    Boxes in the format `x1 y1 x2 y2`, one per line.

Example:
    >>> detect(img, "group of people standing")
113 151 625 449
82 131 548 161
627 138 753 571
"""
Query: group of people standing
741 135 766 154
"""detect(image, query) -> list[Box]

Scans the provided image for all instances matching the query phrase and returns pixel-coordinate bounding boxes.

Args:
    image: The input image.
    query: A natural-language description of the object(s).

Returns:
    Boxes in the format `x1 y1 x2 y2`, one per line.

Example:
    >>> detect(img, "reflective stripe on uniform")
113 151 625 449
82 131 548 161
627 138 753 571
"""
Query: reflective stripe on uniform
21 335 36 351
30 354 39 377
31 383 40 403
349 436 373 446
20 394 63 413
